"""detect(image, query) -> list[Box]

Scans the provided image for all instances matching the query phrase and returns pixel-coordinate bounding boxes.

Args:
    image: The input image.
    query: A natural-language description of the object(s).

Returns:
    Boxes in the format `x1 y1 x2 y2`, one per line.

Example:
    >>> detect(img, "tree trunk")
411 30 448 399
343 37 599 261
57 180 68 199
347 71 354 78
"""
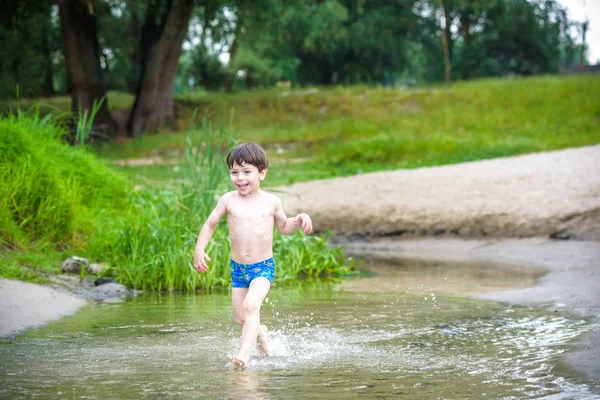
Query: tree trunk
58 0 116 133
437 0 452 83
444 4 454 58
127 8 141 92
579 20 588 72
127 0 193 137
245 69 253 89
224 15 243 94
460 14 471 47
41 20 55 97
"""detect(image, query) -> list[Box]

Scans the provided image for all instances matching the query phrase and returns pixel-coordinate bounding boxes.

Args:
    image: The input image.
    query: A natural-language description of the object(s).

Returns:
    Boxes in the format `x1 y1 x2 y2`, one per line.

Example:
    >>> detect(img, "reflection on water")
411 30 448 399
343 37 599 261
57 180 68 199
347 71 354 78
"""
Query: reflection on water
228 369 270 400
0 258 597 399
342 255 547 295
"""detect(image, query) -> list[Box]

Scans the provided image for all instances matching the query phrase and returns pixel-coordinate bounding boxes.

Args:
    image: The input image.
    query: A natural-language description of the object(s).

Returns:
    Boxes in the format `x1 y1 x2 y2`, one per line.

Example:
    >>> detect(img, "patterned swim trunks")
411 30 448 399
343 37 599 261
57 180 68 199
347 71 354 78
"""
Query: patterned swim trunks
230 258 275 288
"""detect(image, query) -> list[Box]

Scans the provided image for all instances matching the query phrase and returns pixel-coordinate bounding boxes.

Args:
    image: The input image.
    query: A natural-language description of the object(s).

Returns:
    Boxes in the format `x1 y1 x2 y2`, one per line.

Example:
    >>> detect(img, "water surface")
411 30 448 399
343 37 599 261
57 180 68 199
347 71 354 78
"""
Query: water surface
0 258 597 399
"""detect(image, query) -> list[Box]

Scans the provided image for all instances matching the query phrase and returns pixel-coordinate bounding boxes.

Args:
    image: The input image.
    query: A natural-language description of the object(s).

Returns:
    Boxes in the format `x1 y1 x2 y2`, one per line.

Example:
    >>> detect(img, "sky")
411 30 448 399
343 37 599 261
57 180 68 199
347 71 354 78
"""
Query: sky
559 0 600 64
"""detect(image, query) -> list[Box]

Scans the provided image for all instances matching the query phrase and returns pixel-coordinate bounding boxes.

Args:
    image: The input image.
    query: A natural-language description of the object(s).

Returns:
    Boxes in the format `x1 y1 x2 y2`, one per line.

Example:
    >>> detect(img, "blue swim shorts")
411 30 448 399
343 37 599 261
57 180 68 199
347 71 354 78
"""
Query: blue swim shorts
230 258 275 288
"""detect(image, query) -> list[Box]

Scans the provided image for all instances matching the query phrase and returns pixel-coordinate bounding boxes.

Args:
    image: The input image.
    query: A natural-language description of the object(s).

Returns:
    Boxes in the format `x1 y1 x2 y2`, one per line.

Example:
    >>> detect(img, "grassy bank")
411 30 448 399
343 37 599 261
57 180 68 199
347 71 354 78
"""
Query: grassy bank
0 114 353 290
89 74 600 187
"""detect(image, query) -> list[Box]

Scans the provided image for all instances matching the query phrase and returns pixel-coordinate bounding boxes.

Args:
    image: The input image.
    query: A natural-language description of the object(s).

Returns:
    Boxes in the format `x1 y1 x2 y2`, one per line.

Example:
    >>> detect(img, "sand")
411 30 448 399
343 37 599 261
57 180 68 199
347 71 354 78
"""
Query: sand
0 279 87 337
278 144 600 239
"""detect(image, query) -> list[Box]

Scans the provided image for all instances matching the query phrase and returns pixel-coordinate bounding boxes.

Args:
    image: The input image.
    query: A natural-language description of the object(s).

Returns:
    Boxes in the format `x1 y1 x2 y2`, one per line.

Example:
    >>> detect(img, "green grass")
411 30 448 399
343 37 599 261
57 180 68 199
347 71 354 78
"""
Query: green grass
0 112 354 290
0 111 130 248
91 74 600 187
0 91 134 116
0 249 64 283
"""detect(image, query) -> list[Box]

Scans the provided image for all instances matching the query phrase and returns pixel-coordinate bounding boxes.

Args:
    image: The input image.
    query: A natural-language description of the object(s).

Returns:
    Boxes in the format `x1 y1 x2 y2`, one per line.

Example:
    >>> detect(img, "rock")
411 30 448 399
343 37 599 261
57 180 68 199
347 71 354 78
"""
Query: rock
61 256 89 274
86 263 105 275
88 283 130 299
94 277 115 286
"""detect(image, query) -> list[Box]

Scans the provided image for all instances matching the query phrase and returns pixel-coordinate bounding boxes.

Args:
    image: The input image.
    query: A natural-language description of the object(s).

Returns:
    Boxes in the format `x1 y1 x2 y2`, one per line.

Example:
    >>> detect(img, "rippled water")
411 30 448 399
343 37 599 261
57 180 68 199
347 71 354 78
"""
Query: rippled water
0 259 598 399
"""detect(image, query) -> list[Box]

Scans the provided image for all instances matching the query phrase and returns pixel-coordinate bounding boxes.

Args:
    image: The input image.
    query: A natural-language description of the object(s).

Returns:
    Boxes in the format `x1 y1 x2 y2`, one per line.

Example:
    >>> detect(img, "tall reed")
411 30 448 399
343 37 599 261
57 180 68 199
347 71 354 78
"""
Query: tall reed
0 109 354 290
103 116 354 292
75 97 105 145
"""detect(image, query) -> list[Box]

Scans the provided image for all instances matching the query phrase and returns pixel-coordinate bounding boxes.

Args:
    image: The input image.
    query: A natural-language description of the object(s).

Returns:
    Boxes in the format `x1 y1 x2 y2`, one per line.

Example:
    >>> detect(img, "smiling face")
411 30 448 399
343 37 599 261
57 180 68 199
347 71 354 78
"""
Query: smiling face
229 162 266 195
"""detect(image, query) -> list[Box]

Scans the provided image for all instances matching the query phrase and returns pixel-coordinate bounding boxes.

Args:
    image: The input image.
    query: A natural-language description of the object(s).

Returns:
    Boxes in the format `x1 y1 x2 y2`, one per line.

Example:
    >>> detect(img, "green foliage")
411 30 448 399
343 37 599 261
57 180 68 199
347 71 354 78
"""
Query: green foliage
100 118 354 292
273 232 354 280
76 97 106 145
0 0 585 98
0 111 354 289
0 0 60 99
416 0 577 82
457 0 568 77
0 111 129 248
186 49 227 91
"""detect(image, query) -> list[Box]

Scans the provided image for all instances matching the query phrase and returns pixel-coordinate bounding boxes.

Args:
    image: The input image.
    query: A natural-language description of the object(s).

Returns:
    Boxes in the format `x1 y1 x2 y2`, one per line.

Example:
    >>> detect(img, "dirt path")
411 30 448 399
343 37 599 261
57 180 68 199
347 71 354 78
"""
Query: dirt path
278 145 600 240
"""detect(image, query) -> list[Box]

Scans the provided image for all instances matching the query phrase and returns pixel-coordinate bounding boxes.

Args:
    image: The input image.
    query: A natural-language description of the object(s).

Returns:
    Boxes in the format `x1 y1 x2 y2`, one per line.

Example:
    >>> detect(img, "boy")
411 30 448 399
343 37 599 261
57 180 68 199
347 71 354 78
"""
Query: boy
193 142 313 367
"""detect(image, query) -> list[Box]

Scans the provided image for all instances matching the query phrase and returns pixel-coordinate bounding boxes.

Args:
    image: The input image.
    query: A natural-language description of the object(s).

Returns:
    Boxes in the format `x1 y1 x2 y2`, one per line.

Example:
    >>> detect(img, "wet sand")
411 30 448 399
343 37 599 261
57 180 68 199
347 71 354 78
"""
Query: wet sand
0 279 87 337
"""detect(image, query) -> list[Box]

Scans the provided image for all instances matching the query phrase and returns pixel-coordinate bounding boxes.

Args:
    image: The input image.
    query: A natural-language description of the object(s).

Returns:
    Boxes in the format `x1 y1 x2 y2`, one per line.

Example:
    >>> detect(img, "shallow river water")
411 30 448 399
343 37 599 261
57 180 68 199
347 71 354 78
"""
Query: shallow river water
1 257 598 399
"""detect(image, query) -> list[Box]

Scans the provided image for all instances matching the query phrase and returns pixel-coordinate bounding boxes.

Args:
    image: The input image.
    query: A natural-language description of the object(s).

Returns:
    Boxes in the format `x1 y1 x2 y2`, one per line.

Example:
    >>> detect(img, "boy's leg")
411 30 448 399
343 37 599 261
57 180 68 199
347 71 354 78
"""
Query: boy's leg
229 277 271 366
231 286 269 356
231 288 248 326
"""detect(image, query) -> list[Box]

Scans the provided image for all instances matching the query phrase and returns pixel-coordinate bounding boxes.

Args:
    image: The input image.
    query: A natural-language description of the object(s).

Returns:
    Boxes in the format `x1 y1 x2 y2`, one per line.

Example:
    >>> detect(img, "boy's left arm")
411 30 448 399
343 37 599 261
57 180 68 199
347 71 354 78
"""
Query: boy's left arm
274 197 313 235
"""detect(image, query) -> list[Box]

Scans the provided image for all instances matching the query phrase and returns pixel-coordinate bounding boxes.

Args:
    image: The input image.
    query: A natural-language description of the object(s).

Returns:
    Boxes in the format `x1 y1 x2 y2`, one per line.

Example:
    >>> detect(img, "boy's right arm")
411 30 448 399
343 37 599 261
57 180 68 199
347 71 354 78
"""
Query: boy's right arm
193 195 228 272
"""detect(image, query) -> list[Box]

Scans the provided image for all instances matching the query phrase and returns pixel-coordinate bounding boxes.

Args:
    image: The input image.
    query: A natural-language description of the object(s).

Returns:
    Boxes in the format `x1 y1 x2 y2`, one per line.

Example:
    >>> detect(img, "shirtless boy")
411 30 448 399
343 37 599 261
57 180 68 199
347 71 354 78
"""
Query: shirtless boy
193 143 313 367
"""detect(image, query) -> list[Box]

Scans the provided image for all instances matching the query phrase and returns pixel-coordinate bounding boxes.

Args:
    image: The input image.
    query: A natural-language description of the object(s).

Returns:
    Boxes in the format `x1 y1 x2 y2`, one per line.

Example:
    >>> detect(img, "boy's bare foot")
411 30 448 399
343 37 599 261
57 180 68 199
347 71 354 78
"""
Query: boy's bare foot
257 324 270 356
228 355 248 368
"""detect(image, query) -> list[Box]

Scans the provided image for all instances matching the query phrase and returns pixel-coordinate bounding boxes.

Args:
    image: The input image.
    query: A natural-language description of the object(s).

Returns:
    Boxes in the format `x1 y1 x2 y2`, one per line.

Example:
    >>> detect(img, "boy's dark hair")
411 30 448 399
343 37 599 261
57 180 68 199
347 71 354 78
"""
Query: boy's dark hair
226 143 268 171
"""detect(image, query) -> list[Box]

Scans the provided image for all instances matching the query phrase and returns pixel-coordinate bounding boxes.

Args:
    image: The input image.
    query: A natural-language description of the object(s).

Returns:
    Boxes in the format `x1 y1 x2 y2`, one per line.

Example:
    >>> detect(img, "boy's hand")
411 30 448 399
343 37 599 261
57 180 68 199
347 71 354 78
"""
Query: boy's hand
293 213 313 234
194 251 211 273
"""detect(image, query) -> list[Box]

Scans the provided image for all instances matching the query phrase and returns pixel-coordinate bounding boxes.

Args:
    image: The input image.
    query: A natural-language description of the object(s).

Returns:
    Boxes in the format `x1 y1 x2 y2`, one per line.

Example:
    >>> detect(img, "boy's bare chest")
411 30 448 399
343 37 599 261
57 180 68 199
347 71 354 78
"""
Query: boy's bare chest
227 200 274 224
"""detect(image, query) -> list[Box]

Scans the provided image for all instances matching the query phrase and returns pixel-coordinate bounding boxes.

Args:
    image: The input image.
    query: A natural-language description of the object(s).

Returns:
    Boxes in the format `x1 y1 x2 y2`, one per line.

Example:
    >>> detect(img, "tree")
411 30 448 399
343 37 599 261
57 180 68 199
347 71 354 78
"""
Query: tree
96 0 143 92
127 0 194 136
437 0 452 83
0 0 61 99
184 3 229 90
426 0 496 83
466 0 571 77
289 0 418 85
58 0 116 133
579 20 588 71
220 0 289 92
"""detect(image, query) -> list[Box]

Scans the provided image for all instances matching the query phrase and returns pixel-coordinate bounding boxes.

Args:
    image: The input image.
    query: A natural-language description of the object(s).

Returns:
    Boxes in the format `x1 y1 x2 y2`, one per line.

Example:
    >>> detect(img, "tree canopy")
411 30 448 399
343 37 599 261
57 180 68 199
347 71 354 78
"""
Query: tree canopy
0 0 587 135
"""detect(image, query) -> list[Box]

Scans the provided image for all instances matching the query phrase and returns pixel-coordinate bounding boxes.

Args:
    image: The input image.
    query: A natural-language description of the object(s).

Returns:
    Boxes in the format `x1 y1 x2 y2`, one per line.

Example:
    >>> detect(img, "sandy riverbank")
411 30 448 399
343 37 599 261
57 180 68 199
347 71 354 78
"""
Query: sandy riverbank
278 145 600 239
0 279 87 337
